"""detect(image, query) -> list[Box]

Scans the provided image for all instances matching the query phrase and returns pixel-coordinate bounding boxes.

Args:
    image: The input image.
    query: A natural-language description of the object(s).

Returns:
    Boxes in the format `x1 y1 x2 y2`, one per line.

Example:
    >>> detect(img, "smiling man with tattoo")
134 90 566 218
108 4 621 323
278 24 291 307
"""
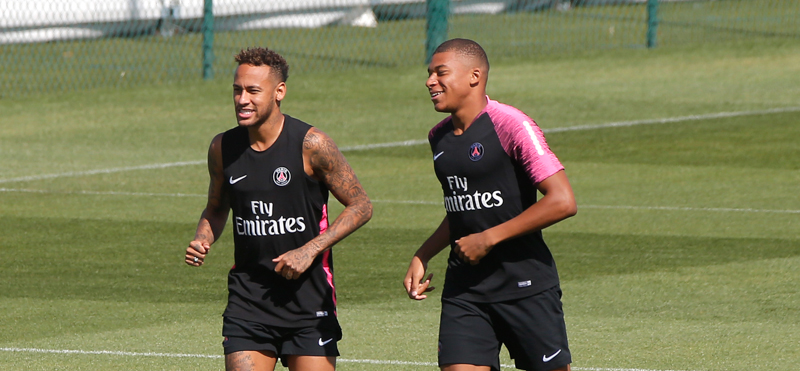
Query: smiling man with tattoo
185 47 372 371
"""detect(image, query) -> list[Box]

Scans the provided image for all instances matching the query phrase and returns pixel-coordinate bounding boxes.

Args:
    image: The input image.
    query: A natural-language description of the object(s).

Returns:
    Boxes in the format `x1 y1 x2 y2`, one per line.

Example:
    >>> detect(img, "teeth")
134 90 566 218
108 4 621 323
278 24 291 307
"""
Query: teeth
431 92 442 97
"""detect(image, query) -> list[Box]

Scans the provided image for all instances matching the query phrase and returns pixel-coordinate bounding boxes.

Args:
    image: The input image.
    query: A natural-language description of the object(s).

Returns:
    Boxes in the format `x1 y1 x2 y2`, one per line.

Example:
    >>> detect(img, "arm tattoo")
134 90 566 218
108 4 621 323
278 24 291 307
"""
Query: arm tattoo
303 129 372 253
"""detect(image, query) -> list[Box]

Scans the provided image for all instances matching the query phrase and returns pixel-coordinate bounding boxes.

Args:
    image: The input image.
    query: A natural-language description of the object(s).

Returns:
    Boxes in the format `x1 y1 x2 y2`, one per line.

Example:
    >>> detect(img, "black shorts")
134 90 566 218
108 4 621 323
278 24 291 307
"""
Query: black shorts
438 286 571 371
222 316 341 366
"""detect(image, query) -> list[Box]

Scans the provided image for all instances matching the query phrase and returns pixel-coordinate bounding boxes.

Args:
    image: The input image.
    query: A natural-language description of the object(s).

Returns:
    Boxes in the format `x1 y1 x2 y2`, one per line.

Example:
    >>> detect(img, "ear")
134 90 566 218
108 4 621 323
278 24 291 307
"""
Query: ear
469 67 482 87
275 81 287 102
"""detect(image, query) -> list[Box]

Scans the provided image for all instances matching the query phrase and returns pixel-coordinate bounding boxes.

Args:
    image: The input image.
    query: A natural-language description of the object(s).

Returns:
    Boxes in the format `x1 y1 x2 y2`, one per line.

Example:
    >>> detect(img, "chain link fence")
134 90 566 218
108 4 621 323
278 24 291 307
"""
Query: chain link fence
1 0 797 97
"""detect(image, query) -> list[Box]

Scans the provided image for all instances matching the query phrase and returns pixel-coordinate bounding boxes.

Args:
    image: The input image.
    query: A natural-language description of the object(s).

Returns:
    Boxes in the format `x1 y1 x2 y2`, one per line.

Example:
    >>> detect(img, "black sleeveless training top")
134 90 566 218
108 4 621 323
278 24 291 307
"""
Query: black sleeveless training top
220 115 336 327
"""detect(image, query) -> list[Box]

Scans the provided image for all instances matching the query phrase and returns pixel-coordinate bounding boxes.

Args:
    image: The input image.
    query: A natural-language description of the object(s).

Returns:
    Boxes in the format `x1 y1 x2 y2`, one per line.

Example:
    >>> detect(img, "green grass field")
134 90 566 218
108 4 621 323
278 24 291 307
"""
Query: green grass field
1 36 799 371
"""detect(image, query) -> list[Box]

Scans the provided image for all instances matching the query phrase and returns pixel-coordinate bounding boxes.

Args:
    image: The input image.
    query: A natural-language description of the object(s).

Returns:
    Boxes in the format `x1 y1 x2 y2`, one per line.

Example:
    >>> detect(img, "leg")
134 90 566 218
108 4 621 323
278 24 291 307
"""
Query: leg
441 364 492 371
438 298 501 371
491 287 572 371
287 355 336 371
225 350 278 371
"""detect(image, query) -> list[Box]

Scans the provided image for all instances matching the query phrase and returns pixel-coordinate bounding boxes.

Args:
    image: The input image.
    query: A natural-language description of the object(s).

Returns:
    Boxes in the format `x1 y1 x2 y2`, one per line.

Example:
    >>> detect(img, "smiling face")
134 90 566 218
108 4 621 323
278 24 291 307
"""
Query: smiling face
426 51 486 114
232 64 285 127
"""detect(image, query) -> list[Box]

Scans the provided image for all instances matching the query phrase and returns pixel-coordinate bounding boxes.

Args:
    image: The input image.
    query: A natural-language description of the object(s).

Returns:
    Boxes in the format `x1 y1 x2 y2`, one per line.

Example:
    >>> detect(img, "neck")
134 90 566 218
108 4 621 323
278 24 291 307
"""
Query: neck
248 111 285 151
450 94 487 135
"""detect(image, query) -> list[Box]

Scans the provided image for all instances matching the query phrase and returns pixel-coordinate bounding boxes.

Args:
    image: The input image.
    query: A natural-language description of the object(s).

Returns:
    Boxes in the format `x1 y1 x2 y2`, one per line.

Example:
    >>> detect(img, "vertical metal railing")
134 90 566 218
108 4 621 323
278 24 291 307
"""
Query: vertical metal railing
202 0 215 80
425 0 450 64
647 0 659 48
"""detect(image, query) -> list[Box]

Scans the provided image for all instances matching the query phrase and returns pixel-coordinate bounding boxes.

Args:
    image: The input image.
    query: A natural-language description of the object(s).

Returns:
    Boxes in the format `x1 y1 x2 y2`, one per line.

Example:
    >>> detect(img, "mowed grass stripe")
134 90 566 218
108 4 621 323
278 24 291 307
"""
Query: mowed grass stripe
2 188 799 215
1 106 796 185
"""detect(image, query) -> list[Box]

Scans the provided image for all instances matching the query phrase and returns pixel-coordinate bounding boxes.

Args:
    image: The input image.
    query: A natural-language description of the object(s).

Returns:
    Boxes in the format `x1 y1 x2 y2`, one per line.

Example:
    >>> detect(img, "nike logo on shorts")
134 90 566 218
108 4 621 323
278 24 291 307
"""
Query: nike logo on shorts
318 338 333 346
229 175 247 184
543 349 561 362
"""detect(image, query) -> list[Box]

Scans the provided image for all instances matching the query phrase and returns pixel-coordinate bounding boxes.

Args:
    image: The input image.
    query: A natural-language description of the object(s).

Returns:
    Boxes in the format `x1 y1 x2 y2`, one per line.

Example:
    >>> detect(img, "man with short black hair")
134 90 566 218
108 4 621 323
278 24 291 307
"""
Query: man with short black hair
404 38 577 371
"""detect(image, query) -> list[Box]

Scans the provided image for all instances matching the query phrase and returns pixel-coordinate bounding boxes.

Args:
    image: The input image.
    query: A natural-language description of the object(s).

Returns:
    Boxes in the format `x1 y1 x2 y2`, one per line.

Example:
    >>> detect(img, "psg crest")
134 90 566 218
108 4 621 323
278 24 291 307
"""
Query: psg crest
469 142 484 161
273 167 291 186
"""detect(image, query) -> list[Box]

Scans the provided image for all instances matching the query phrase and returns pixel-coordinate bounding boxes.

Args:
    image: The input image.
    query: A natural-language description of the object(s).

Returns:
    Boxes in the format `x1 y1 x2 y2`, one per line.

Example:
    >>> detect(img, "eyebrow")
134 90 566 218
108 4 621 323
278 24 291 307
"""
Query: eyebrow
428 64 449 73
232 83 261 89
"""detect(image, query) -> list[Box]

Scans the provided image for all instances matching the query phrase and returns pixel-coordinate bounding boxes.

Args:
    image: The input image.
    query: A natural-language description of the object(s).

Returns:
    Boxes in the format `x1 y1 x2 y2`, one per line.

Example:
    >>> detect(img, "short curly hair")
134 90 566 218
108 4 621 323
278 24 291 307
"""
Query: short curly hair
234 47 289 82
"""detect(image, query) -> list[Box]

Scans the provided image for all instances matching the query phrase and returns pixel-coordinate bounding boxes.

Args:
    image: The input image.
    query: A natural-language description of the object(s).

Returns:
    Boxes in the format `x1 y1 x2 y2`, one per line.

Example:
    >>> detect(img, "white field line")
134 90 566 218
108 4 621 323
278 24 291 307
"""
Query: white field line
0 188 205 198
1 106 797 185
543 106 800 133
0 347 688 371
578 204 800 215
1 188 798 215
372 200 800 214
372 200 800 215
0 160 204 185
339 139 427 151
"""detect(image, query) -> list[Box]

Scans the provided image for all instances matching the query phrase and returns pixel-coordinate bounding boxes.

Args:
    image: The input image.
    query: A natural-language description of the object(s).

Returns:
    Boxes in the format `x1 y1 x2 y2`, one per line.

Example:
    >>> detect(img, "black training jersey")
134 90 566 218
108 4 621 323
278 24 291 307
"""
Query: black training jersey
429 97 565 303
220 115 336 327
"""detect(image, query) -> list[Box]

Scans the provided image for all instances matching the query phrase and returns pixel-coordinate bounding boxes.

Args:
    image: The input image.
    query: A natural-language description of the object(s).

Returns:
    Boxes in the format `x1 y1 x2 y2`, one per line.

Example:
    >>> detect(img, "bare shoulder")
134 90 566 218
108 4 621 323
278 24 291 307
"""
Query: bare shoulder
207 133 226 170
303 127 343 172
209 132 225 152
303 127 338 153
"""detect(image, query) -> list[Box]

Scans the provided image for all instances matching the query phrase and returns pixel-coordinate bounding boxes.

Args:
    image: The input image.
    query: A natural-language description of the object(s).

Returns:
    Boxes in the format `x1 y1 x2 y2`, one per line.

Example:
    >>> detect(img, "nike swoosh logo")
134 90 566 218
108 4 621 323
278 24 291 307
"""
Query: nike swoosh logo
229 175 247 184
543 349 561 362
433 151 444 161
318 338 333 346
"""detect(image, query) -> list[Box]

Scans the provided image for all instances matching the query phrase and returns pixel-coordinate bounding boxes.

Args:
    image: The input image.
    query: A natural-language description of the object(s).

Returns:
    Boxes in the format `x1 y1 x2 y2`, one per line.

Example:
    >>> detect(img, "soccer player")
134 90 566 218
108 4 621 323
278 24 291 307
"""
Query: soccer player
185 47 373 371
403 39 577 371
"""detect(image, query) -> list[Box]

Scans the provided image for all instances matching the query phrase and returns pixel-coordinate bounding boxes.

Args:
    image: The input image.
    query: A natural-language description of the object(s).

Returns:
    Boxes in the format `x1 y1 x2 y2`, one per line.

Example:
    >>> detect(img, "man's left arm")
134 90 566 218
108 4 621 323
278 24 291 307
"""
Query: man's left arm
273 127 373 279
454 170 577 265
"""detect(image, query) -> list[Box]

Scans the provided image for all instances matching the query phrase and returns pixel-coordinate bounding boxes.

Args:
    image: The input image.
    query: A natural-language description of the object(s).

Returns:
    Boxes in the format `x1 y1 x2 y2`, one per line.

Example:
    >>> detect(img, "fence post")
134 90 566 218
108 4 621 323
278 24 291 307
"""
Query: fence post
646 0 659 48
202 0 215 79
425 0 449 64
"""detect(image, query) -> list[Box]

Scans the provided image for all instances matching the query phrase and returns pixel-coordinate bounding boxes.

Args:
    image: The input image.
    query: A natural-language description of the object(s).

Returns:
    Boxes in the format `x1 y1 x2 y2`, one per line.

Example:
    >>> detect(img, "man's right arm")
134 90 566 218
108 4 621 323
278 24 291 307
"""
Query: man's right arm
403 215 450 300
186 134 230 267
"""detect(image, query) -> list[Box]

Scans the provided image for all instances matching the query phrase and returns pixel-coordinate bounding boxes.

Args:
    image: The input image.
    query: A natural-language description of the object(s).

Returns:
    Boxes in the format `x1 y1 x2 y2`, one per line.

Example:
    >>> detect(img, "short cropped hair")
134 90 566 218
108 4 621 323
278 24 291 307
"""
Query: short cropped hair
433 38 490 72
234 47 289 82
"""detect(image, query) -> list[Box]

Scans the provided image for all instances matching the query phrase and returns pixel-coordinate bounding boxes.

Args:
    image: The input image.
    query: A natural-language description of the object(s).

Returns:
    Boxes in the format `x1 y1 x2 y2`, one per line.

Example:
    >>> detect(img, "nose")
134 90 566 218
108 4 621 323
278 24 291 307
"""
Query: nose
237 91 250 105
426 74 436 89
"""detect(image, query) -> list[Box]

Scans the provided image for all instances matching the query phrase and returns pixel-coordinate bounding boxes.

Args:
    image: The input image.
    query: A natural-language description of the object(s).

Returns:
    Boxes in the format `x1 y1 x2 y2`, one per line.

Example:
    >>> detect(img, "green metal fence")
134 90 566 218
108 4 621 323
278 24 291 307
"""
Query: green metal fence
1 0 797 97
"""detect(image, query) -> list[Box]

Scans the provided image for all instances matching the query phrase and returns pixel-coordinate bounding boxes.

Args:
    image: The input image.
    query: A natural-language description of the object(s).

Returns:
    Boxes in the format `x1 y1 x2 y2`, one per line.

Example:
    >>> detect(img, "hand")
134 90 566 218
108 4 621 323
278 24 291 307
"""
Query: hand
454 232 493 265
186 241 210 267
272 246 316 280
403 256 435 300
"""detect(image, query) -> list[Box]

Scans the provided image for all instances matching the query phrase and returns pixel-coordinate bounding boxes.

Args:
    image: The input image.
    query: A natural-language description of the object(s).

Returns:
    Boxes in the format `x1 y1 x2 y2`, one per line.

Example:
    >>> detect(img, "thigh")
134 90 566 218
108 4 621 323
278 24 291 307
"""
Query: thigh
441 364 492 371
438 297 502 371
491 286 571 371
226 350 278 371
287 355 336 371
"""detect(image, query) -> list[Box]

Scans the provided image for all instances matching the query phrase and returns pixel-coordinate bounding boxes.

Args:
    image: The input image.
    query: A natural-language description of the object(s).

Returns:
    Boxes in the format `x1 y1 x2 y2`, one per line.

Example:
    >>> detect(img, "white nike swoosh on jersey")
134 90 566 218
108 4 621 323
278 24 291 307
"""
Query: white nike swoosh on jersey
543 349 562 362
318 338 333 346
229 175 247 184
433 151 444 161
